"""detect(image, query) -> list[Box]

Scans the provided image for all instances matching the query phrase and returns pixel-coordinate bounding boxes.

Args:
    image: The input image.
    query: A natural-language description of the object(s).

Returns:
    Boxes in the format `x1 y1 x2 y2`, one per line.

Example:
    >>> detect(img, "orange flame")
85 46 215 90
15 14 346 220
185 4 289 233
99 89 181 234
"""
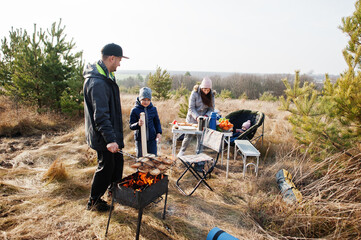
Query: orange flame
121 172 163 191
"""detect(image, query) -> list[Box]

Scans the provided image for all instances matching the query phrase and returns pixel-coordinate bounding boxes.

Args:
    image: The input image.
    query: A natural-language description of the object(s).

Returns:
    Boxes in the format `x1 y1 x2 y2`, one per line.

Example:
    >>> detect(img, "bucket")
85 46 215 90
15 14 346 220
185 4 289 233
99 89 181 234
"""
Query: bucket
206 227 239 240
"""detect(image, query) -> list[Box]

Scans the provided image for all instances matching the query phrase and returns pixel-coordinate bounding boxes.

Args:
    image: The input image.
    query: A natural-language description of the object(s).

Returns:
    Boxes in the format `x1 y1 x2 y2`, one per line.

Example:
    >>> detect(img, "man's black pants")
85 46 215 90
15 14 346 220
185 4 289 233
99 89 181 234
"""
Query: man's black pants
90 150 124 201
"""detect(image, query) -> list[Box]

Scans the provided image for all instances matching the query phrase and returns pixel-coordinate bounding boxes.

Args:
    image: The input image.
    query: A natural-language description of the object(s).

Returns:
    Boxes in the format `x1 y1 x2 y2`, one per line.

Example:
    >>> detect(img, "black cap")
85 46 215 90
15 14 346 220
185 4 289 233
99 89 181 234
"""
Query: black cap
101 43 129 59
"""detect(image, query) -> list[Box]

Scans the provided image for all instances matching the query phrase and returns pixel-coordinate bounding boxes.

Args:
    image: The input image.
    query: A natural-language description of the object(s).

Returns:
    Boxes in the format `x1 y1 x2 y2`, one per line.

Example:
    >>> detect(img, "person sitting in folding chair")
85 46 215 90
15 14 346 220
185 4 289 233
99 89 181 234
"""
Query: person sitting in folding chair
176 128 224 196
226 110 265 146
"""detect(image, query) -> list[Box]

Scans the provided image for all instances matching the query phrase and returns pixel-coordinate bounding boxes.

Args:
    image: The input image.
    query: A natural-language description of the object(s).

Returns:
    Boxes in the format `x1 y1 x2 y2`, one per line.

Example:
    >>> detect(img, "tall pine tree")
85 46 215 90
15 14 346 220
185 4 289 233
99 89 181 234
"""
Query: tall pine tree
0 20 84 114
281 1 361 156
147 67 172 100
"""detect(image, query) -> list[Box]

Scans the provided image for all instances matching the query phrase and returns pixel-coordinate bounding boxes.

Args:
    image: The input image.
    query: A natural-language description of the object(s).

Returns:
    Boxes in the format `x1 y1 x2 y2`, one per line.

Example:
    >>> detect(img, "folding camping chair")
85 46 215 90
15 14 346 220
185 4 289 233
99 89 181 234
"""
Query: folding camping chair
226 110 265 147
175 128 224 196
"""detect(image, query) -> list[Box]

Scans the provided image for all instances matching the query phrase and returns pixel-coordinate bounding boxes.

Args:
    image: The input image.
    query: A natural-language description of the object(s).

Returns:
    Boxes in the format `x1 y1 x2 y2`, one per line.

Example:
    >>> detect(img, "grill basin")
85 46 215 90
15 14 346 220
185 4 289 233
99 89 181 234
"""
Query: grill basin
114 172 168 208
105 172 169 240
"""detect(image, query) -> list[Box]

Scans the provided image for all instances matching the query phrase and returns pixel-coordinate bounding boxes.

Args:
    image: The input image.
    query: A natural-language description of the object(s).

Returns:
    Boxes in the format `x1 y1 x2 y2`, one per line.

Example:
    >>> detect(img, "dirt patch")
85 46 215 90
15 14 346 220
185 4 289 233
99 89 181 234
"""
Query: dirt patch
0 132 67 168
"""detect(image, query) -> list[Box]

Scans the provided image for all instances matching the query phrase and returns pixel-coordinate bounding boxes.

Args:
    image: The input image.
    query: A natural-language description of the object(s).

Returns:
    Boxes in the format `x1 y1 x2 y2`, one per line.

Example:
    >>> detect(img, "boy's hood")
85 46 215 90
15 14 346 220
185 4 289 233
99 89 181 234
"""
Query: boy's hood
135 97 154 109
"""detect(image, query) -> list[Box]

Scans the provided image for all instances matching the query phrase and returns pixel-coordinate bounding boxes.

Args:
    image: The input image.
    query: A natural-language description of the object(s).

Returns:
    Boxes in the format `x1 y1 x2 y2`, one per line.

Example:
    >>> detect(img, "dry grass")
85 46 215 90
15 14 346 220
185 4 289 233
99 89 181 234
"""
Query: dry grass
42 159 68 183
0 95 72 137
1 94 360 239
248 150 361 239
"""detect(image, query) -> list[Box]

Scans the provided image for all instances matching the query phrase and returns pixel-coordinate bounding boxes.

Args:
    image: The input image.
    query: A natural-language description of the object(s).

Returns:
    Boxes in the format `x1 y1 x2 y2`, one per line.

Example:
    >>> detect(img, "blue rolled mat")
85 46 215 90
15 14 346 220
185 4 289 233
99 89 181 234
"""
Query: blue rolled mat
206 227 239 240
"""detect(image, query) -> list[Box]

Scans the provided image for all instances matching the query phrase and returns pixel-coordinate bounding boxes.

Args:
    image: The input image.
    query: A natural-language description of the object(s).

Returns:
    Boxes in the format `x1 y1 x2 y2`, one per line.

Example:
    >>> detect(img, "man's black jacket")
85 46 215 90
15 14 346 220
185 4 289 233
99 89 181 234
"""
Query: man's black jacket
83 60 124 151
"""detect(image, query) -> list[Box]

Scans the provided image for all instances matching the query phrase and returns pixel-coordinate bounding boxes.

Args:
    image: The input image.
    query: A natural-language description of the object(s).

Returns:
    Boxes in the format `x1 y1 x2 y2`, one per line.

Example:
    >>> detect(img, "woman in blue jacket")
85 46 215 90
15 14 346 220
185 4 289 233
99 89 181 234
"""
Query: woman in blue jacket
129 87 162 157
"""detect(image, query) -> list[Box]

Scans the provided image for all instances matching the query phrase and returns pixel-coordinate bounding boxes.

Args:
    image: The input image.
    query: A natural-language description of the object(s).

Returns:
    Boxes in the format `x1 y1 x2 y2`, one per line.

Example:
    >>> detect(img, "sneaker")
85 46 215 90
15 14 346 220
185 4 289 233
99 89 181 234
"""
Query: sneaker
194 162 205 173
86 198 113 212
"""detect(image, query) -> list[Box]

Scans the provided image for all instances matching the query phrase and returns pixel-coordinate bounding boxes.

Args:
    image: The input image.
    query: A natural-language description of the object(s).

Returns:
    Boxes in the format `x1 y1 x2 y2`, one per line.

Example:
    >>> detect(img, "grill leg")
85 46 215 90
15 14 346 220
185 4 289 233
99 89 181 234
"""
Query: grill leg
162 190 168 219
136 208 143 240
105 195 115 237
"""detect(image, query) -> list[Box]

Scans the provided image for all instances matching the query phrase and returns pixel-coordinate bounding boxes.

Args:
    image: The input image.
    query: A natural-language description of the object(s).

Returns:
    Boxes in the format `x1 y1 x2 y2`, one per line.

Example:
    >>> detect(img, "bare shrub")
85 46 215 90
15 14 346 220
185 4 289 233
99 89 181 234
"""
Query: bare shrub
42 159 68 183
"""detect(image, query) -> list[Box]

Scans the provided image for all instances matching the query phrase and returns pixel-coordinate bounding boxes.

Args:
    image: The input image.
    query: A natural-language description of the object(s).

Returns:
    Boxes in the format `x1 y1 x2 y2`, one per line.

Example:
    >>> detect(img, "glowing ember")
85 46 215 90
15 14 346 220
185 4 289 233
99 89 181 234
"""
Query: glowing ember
120 172 163 191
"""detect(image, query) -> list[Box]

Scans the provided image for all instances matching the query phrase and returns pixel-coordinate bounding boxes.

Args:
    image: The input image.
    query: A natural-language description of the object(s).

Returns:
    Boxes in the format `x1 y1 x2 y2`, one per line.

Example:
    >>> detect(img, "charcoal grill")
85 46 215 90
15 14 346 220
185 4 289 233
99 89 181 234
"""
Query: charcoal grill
105 172 169 240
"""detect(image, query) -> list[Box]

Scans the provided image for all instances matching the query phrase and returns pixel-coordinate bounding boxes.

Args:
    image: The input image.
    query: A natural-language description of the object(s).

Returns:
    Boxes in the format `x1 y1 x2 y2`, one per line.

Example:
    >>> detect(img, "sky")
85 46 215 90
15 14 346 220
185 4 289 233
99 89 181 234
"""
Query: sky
0 0 357 75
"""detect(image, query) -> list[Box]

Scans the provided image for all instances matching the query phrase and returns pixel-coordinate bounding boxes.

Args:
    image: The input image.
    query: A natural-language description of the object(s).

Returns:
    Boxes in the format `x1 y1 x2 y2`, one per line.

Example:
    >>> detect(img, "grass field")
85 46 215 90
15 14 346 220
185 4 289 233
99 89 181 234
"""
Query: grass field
0 94 360 239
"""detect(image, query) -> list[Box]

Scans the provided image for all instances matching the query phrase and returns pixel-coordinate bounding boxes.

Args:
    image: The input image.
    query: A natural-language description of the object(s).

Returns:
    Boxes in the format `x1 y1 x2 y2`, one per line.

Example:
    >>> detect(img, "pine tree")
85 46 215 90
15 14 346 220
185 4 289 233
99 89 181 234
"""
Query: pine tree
279 70 319 116
178 94 189 119
279 71 326 152
173 83 190 100
280 1 361 156
10 24 46 108
335 0 361 132
0 28 28 88
0 20 83 114
147 67 172 100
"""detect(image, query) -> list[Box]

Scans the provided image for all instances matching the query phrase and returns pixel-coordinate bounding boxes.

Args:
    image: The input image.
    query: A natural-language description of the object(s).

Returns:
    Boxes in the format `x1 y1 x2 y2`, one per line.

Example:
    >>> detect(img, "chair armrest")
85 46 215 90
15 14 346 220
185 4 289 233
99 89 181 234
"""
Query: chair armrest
237 124 257 139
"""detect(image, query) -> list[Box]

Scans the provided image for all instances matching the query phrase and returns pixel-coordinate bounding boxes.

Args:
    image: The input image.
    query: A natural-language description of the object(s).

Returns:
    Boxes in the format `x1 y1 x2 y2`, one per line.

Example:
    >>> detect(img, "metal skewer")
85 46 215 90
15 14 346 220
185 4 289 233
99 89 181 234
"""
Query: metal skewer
118 149 138 161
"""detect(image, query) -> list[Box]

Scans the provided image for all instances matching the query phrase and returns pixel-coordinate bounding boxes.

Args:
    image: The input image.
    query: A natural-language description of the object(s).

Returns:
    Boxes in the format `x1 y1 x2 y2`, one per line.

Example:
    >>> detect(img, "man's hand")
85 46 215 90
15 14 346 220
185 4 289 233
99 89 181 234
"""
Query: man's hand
107 142 119 153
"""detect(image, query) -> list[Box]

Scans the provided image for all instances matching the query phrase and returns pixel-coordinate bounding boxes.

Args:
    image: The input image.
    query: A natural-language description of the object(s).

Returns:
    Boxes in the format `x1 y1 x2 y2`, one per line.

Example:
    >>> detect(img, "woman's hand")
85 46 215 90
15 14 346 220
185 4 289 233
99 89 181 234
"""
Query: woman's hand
138 118 144 126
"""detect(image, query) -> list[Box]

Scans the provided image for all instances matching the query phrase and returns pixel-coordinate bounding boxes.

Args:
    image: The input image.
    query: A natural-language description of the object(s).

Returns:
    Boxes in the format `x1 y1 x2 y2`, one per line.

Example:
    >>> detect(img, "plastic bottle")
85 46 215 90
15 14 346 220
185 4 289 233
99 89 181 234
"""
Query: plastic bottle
209 112 217 130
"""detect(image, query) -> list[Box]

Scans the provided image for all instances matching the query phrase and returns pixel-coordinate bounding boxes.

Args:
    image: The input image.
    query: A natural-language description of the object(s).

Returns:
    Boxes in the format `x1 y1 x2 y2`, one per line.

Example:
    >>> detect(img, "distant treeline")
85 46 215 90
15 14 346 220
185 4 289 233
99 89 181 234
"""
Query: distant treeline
117 72 335 99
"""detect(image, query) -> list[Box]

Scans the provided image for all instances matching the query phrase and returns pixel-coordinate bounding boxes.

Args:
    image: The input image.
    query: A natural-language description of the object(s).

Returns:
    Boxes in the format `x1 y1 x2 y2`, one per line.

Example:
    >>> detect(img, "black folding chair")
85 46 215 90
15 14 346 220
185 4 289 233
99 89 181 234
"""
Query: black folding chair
175 128 224 196
226 110 265 147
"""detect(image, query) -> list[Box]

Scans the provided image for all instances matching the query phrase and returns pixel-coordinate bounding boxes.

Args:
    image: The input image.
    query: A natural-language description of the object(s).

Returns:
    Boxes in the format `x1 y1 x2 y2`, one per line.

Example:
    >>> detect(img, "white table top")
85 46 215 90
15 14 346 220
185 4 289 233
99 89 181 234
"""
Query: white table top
234 140 260 156
172 127 201 134
172 127 233 136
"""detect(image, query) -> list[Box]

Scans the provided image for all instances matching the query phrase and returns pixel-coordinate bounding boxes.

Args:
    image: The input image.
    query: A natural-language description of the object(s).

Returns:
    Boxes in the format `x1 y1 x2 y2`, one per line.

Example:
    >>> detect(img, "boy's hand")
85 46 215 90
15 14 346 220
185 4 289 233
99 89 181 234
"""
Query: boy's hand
156 133 162 142
138 119 144 126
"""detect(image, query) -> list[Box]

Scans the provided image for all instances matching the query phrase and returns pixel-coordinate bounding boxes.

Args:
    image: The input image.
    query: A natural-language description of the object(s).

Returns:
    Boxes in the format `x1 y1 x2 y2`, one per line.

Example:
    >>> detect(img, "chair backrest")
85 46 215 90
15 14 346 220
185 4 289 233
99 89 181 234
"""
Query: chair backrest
244 111 265 139
201 128 224 153
226 110 265 141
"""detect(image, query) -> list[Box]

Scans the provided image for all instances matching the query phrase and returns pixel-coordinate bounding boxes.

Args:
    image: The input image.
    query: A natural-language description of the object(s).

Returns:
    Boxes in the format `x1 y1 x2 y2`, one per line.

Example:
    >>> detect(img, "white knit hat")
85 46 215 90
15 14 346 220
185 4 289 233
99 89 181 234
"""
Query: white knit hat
242 120 251 130
200 77 212 89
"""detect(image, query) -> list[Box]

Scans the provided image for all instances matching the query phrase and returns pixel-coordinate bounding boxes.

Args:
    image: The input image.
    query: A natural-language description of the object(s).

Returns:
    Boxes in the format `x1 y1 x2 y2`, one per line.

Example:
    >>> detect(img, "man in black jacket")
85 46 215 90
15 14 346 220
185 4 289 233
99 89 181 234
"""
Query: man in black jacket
83 43 128 211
